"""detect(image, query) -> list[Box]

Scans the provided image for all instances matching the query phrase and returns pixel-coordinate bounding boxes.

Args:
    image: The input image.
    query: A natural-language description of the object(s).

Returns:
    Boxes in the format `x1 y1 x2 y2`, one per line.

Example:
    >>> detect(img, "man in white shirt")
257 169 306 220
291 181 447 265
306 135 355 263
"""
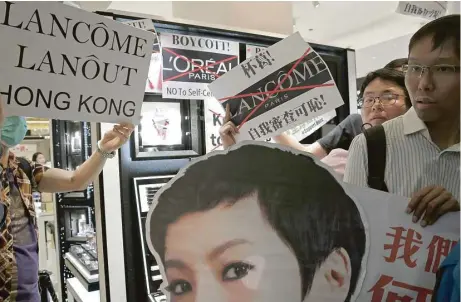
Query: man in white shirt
345 14 460 227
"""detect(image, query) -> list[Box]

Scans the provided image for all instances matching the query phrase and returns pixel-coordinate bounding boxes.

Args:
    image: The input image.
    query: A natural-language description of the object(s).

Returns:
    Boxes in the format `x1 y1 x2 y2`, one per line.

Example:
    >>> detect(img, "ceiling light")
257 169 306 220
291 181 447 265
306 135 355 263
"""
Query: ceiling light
313 1 320 8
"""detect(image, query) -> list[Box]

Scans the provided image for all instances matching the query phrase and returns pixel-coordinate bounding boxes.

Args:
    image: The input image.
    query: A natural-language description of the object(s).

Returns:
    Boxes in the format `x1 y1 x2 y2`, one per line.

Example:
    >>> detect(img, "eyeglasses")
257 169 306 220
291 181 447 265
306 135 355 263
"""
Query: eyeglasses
402 64 460 78
358 93 403 108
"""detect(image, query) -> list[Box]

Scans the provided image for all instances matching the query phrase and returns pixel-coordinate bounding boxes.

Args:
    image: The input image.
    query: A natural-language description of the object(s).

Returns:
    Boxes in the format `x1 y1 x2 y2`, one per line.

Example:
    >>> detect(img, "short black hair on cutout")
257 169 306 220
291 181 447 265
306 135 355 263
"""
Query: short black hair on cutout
409 14 460 58
384 58 408 70
149 144 366 301
359 68 411 108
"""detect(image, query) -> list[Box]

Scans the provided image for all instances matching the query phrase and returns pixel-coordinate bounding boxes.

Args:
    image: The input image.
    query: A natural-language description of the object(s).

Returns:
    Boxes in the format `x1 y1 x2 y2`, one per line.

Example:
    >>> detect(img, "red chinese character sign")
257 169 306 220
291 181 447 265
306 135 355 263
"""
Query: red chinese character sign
348 181 459 302
144 142 459 301
208 33 344 142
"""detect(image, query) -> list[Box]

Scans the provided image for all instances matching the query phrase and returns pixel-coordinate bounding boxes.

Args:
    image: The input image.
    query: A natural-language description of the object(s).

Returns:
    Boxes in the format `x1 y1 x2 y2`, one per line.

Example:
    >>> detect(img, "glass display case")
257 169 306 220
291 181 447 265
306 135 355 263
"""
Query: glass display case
133 176 172 301
51 120 98 301
133 94 203 159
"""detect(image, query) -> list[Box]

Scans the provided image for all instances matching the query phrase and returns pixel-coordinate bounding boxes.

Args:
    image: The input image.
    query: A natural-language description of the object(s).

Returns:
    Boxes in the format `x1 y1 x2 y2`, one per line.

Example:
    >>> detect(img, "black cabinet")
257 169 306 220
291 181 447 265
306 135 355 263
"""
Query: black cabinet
51 120 98 301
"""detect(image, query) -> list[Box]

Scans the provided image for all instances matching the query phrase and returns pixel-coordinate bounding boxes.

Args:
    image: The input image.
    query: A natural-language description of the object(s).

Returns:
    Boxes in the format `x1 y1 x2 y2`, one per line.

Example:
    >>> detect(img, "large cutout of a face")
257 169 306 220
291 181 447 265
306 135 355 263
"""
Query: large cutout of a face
146 142 369 302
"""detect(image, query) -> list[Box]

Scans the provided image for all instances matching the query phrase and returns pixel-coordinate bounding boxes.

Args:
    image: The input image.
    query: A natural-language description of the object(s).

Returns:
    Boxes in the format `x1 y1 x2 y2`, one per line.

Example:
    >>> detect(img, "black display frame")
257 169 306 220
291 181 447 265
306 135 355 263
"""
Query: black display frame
133 175 175 297
96 10 354 302
132 95 203 160
51 120 95 302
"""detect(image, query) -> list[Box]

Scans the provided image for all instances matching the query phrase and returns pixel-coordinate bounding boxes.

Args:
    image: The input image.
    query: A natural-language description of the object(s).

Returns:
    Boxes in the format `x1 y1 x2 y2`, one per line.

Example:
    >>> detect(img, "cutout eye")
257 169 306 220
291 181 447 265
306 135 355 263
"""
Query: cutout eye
222 262 255 281
165 280 192 296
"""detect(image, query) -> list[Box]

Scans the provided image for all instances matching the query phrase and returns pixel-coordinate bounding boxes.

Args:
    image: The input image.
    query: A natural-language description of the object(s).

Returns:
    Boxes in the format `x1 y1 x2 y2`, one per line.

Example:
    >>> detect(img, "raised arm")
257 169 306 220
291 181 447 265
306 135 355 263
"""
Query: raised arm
38 123 134 193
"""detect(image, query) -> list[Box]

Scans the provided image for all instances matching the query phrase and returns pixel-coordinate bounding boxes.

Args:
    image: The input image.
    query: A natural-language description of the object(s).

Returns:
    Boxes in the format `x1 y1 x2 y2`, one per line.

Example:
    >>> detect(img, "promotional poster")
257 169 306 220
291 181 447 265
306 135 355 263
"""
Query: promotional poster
0 1 153 124
162 33 239 100
208 32 344 142
145 142 459 302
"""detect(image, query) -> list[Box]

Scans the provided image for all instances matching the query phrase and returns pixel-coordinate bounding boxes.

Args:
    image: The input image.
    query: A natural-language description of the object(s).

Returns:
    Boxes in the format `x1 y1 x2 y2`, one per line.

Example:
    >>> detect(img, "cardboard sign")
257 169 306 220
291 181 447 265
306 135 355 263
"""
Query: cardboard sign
203 98 273 153
145 142 459 302
123 19 156 31
396 1 447 20
123 18 160 53
208 32 344 142
161 33 239 100
0 1 153 124
246 44 267 58
285 109 336 141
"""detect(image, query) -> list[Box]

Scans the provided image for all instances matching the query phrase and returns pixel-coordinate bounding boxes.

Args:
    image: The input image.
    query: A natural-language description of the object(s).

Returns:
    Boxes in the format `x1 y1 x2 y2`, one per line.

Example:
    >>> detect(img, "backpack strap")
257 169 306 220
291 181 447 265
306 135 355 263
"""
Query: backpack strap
363 125 389 192
17 157 33 183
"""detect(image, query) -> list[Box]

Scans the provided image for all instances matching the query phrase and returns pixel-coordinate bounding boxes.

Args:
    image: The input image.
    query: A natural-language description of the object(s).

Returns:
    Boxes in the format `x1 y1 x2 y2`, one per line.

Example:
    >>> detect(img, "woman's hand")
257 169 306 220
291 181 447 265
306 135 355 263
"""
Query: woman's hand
100 123 135 153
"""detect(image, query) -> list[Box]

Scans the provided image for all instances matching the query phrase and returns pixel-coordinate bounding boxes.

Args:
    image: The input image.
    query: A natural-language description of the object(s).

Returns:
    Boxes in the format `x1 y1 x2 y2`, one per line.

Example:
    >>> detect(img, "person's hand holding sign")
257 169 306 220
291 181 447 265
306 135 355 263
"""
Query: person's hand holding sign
219 104 239 148
406 186 460 227
99 123 135 153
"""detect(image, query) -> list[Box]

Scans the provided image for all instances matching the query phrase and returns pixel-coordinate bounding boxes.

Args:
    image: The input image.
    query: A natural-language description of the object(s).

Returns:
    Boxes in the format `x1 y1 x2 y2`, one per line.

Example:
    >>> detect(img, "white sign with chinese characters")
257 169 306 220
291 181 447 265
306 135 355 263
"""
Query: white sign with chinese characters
203 98 273 153
396 1 447 20
0 1 153 124
208 32 344 142
285 109 336 141
348 184 459 301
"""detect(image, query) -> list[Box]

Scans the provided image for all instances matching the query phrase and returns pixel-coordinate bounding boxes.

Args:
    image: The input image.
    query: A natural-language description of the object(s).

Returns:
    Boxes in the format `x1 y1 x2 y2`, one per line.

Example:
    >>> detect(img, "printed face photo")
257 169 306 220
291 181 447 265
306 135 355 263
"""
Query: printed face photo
146 142 368 302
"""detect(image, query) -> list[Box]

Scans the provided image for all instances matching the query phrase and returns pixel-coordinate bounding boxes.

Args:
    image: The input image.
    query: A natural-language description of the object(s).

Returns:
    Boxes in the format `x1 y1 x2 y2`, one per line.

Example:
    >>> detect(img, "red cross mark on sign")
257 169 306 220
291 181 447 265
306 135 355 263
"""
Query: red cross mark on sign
217 48 334 131
162 47 238 82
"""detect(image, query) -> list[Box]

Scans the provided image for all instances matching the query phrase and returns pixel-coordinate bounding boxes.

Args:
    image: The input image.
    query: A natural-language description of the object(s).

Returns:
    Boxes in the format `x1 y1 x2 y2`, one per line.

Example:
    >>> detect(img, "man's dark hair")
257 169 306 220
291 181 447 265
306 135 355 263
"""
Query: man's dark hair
409 14 460 58
149 144 366 301
359 68 411 108
384 58 408 70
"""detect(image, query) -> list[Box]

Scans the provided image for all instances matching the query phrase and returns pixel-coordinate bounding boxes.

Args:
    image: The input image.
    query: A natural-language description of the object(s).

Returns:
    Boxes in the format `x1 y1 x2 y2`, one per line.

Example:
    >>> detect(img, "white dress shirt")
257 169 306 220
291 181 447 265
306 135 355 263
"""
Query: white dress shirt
344 107 460 200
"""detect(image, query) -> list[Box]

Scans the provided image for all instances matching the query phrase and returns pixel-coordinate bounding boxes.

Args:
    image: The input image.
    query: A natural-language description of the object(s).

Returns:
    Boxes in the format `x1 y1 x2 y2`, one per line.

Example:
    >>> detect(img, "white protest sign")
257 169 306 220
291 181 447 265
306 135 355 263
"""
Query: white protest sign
203 98 273 153
161 33 239 100
144 142 459 302
0 2 153 124
123 19 156 31
246 44 267 58
285 109 336 141
396 1 447 20
348 183 459 301
208 32 344 142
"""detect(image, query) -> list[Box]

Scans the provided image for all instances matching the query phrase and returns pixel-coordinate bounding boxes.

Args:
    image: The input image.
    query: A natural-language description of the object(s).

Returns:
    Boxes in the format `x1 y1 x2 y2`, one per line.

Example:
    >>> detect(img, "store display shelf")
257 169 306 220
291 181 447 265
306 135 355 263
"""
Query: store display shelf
64 252 99 292
66 278 100 302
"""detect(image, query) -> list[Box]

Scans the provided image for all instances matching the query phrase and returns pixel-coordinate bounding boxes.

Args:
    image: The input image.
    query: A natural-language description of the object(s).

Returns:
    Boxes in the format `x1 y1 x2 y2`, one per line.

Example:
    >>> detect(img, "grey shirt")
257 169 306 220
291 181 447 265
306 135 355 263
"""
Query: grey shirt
317 114 363 154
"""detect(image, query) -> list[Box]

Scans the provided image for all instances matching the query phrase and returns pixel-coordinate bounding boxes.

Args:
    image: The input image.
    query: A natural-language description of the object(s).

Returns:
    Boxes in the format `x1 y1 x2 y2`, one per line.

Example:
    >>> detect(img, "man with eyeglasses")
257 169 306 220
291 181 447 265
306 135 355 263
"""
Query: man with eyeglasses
345 14 460 227
219 67 410 177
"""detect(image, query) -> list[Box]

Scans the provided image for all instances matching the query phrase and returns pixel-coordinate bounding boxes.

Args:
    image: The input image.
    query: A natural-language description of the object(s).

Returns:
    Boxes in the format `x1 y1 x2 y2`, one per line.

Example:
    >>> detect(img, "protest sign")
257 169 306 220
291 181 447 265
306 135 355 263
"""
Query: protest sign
203 98 273 153
396 1 447 20
0 1 153 124
285 109 336 141
208 32 344 142
145 142 459 302
161 33 239 100
123 19 156 31
122 18 161 93
246 44 267 58
122 18 160 53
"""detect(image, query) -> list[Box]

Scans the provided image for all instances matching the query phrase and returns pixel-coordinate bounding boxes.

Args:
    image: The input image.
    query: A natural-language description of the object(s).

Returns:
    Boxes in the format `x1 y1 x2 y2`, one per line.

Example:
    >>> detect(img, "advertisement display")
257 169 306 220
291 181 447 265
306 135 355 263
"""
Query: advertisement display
0 1 153 124
209 32 344 142
145 142 459 302
161 33 239 100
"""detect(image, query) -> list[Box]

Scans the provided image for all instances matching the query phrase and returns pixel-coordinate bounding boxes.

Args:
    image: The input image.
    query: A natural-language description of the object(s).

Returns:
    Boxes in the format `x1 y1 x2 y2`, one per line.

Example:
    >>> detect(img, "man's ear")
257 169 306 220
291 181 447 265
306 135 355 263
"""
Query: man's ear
303 248 352 302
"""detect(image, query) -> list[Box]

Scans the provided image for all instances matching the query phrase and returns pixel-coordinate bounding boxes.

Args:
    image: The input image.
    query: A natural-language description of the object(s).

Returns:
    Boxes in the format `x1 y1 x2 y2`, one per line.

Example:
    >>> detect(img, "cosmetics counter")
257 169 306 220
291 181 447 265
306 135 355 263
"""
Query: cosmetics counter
51 120 100 302
81 10 359 302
